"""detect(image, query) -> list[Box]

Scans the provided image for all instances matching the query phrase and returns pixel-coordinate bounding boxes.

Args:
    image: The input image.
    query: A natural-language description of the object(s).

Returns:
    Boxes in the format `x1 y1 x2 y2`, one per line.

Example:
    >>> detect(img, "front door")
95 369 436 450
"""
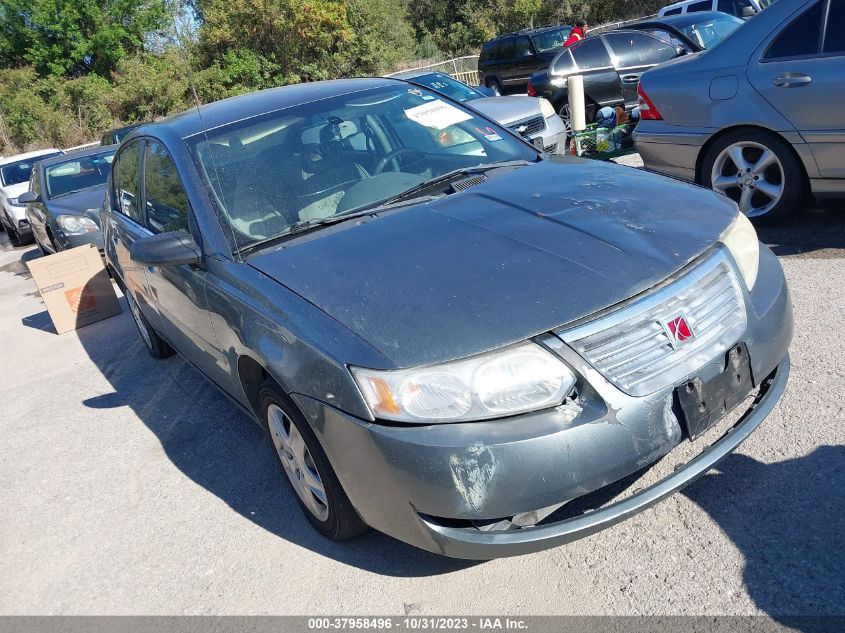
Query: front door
139 139 232 389
747 0 845 179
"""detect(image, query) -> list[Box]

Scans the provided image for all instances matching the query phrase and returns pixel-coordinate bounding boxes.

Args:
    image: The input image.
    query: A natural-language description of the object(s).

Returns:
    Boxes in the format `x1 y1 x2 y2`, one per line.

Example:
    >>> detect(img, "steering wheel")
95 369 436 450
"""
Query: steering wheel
373 148 425 175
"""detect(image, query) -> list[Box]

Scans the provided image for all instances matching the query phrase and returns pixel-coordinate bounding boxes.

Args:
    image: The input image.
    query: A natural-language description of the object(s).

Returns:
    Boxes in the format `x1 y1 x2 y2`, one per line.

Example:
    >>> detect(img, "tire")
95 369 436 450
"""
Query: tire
124 287 174 359
260 379 367 541
485 77 503 96
701 128 805 225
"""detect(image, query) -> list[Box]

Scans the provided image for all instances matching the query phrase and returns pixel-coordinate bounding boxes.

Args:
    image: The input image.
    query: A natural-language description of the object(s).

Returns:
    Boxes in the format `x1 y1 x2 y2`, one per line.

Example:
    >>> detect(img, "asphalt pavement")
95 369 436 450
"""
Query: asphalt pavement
0 171 842 617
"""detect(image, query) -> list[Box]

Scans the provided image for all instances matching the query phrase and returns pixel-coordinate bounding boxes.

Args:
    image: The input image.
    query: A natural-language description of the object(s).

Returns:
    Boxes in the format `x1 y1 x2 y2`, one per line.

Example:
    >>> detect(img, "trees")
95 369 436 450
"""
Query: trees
0 0 171 77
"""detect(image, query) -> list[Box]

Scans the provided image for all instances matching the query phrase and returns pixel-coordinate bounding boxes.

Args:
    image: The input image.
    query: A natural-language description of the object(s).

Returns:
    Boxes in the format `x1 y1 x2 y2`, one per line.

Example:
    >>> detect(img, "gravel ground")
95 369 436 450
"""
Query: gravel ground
0 166 842 617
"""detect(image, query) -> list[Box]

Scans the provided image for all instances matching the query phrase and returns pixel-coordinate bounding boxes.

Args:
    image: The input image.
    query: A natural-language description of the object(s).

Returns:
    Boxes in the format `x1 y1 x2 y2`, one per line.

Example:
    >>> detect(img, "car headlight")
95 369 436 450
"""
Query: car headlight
57 214 99 235
350 341 577 423
7 197 20 206
720 212 759 290
539 97 556 119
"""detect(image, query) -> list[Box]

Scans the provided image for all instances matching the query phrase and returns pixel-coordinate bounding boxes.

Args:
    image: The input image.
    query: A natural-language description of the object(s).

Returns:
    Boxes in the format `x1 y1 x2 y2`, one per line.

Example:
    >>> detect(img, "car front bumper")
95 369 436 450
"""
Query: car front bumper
294 245 792 558
529 114 567 154
54 228 105 253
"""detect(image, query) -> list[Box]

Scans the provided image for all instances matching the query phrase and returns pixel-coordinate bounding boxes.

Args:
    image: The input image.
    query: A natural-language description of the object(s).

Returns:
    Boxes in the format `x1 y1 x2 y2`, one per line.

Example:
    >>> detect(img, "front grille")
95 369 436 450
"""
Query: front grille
506 115 546 137
558 251 747 396
544 141 559 154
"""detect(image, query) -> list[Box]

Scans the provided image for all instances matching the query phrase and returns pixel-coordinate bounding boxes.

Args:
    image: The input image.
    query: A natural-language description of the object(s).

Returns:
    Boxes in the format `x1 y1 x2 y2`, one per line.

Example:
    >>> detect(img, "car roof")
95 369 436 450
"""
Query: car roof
631 10 736 27
0 148 63 166
130 78 402 141
488 25 571 41
389 69 451 80
38 144 118 168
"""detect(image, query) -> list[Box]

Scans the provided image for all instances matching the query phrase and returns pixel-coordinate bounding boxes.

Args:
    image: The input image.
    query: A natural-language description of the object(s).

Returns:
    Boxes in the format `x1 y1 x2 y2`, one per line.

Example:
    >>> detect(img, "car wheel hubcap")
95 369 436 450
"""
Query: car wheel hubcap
127 292 153 349
711 141 784 217
267 404 329 521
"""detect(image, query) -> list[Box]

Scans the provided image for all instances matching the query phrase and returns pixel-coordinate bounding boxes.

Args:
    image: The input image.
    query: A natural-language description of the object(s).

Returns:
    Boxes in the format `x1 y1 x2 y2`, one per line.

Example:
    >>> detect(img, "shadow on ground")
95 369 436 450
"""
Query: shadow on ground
757 200 844 259
683 449 845 624
71 299 476 577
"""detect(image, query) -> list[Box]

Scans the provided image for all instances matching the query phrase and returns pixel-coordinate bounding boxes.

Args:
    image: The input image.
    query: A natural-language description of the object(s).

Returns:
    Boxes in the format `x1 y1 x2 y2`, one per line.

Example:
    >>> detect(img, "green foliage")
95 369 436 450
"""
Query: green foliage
0 0 666 155
0 0 171 77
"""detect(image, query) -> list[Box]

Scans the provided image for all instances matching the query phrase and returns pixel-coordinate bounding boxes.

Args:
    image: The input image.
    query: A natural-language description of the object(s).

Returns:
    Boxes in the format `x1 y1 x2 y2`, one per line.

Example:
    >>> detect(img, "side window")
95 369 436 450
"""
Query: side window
514 36 533 58
143 141 190 234
499 37 516 61
688 0 713 12
551 48 575 73
480 41 497 62
606 32 677 67
571 37 612 70
113 140 144 224
765 2 822 59
823 0 845 54
718 0 754 15
644 28 687 49
664 7 683 15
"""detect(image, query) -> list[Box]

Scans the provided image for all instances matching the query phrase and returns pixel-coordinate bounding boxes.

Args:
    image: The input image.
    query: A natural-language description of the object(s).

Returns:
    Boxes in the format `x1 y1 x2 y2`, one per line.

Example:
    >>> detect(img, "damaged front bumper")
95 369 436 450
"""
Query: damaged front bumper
293 245 792 559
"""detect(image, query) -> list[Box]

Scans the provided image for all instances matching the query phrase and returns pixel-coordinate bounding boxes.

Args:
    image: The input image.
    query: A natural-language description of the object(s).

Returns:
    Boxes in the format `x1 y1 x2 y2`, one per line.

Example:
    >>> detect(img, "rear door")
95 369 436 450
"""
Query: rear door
604 31 680 107
140 138 231 386
509 36 537 92
497 37 518 89
747 0 845 178
103 139 154 317
569 37 622 107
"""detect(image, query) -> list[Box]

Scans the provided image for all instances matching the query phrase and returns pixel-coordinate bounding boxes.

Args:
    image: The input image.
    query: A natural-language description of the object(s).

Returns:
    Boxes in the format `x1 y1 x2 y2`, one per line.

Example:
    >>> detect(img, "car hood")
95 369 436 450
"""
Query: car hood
469 96 544 125
249 157 738 368
46 187 106 220
1 182 29 200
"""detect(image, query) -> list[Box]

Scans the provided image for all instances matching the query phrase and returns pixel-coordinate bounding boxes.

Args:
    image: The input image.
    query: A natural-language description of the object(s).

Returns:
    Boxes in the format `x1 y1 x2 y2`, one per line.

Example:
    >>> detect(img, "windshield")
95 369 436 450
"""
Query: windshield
679 14 743 49
188 83 537 247
405 73 484 103
45 150 115 198
0 152 62 187
531 27 572 53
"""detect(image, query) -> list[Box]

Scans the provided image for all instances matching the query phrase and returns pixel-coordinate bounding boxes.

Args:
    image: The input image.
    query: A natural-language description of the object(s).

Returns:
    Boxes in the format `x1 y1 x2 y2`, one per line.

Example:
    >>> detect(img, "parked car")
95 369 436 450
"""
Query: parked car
103 77 791 559
635 0 843 224
626 11 745 52
478 25 573 95
101 122 147 146
658 0 770 19
0 149 64 245
19 145 117 255
391 70 567 153
528 30 686 129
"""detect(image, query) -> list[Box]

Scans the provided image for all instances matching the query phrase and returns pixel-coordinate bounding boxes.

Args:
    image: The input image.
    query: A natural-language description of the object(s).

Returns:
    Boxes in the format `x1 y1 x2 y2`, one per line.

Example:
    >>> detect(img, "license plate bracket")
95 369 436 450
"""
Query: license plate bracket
676 343 754 440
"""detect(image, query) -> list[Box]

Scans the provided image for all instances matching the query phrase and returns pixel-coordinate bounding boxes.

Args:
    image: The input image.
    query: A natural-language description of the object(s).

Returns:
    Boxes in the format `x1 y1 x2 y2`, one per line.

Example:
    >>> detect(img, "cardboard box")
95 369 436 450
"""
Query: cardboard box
27 244 122 334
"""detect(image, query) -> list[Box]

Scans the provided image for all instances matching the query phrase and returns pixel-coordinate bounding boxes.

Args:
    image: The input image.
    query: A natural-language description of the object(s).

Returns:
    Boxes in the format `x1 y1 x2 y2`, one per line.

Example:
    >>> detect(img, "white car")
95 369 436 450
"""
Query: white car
0 149 64 245
658 0 772 20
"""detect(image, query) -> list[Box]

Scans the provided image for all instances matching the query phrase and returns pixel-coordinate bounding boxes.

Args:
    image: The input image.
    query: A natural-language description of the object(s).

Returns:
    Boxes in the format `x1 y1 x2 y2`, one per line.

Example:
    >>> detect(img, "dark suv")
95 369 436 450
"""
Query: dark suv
478 25 572 95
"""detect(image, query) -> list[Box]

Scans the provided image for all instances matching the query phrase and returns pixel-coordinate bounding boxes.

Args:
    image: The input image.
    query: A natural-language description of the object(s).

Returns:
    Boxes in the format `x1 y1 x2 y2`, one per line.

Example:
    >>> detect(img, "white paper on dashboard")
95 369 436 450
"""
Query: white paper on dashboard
404 100 472 130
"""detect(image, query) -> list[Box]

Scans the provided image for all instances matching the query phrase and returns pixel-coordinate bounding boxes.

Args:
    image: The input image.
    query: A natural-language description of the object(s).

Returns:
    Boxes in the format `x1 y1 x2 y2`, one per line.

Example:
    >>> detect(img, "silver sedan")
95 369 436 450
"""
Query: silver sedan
634 0 844 224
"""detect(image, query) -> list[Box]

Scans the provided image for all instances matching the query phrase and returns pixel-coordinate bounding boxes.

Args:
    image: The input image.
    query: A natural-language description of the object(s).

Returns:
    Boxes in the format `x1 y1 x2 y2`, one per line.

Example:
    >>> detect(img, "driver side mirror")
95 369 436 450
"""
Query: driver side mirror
18 191 39 204
130 231 201 267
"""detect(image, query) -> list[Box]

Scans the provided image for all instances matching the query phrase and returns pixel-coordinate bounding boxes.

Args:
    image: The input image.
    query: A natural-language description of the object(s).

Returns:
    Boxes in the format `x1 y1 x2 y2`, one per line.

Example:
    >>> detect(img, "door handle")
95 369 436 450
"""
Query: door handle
621 75 640 84
772 73 812 87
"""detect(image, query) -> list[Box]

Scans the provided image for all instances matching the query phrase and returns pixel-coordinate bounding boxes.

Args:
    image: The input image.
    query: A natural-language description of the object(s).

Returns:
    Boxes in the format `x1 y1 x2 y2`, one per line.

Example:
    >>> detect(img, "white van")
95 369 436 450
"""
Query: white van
658 0 772 19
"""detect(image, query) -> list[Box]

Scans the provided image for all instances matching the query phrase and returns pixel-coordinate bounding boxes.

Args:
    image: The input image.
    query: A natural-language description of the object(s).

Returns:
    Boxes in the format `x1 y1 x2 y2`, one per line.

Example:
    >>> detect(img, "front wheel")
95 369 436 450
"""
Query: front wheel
261 381 367 541
701 129 805 225
485 78 502 96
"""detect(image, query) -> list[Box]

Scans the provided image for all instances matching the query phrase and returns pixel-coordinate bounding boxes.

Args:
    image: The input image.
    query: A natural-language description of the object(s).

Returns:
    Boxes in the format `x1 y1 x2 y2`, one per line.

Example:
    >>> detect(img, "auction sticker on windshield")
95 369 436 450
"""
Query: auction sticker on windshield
404 100 473 130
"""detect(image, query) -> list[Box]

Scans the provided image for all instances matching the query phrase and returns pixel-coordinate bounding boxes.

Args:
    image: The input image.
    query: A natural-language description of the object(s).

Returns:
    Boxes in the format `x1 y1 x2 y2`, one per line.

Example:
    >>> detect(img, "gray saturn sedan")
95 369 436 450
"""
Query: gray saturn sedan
103 78 792 559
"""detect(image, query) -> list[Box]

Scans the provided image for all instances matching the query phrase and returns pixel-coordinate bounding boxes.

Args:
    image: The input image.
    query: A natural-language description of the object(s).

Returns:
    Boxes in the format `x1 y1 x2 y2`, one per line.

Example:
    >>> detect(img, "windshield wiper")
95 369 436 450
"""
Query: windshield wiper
380 159 534 206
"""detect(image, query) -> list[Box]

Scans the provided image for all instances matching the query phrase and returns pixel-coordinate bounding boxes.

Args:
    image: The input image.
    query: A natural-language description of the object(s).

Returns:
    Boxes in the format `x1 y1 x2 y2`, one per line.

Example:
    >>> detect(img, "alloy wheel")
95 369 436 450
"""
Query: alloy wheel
267 403 329 521
710 141 785 218
558 104 573 139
